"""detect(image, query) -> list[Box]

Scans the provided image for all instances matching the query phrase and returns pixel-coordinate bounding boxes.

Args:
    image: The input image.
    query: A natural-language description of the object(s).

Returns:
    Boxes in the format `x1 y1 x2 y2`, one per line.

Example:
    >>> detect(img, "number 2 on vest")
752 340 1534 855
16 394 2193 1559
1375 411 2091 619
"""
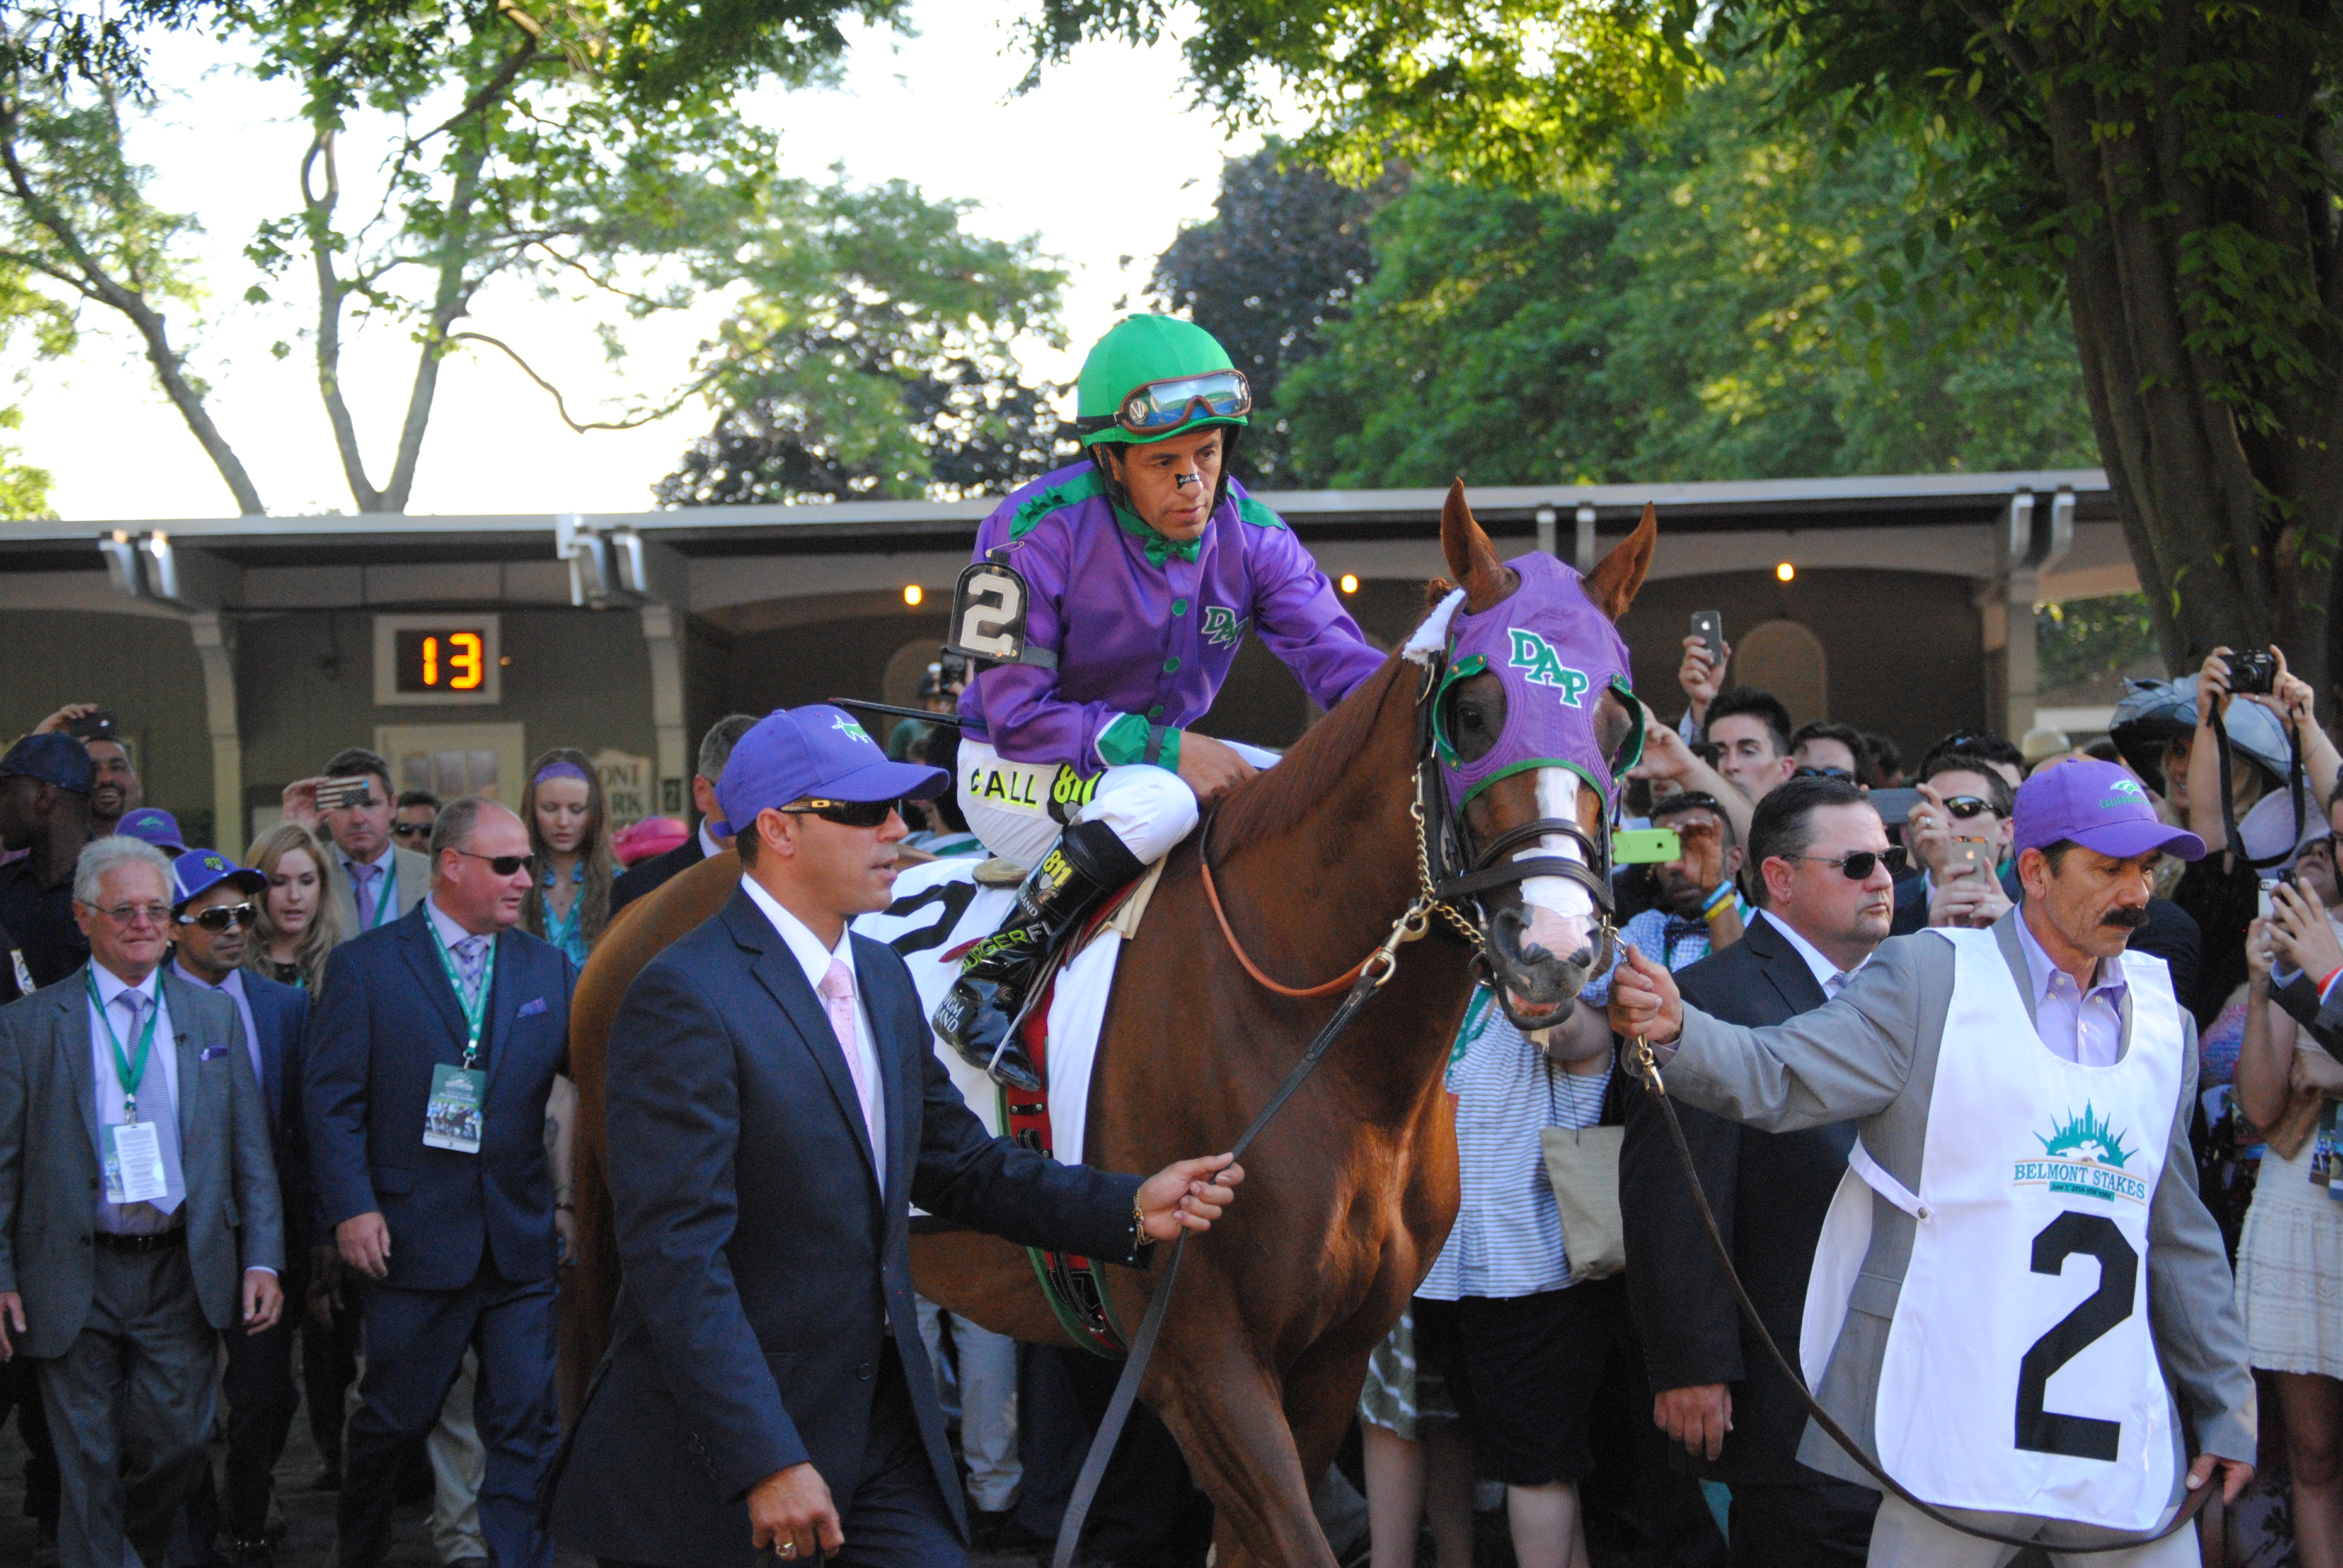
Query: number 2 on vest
2014 1212 2137 1462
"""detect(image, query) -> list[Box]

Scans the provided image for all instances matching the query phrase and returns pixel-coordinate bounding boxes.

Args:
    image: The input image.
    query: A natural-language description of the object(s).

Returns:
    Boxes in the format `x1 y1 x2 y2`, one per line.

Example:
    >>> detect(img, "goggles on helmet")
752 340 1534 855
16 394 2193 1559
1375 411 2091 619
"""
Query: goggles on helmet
1083 369 1252 438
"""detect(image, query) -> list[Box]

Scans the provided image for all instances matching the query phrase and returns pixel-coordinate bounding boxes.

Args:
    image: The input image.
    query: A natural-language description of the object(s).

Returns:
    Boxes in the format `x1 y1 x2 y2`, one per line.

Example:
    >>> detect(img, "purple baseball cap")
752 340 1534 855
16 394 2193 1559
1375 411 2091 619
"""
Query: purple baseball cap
117 808 186 855
710 705 948 837
168 848 267 910
2013 758 2206 863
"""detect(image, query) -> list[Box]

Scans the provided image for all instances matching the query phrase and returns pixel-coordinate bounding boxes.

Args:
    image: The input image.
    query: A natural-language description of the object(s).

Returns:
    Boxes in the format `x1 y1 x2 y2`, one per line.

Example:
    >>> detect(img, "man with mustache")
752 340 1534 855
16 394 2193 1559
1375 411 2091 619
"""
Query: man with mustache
1611 759 2253 1567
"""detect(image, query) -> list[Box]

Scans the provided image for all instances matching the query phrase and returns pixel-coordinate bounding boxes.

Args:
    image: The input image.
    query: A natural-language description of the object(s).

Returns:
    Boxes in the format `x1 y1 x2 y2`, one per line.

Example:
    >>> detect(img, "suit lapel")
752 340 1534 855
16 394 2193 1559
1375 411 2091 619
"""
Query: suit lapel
727 893 881 1192
480 929 515 1090
58 971 99 1156
1746 915 1827 1016
158 970 202 1141
399 905 473 1055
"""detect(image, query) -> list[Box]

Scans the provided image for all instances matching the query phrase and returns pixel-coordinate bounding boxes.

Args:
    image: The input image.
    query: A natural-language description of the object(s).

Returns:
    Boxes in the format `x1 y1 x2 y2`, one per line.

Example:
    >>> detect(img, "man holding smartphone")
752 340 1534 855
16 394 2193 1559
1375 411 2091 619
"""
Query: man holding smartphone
282 748 429 942
1893 753 2016 934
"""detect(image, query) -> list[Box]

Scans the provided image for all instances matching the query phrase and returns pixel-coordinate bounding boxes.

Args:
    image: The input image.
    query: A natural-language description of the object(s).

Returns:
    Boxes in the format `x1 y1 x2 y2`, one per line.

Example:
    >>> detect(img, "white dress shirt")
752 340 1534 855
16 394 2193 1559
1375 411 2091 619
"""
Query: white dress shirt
2013 910 2128 1067
1757 909 1873 999
697 822 725 861
739 876 887 1186
88 962 183 1230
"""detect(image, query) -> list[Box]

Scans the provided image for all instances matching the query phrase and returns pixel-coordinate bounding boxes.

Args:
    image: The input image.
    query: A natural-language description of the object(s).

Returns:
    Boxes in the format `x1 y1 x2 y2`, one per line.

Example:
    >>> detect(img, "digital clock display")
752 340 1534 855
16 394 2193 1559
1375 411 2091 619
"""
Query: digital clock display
393 629 487 692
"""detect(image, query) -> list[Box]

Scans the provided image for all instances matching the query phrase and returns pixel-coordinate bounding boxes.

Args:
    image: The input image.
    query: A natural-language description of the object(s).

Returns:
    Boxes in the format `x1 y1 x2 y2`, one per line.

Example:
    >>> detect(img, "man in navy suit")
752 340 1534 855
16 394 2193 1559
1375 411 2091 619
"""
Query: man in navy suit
549 705 1243 1568
307 797 577 1568
166 849 312 1567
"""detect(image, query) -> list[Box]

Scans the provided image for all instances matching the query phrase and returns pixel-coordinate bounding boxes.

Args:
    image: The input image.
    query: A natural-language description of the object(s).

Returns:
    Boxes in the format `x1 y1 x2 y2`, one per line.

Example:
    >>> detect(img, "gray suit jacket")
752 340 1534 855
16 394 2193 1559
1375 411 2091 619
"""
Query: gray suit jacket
0 964 285 1358
330 844 430 945
1660 910 2254 1497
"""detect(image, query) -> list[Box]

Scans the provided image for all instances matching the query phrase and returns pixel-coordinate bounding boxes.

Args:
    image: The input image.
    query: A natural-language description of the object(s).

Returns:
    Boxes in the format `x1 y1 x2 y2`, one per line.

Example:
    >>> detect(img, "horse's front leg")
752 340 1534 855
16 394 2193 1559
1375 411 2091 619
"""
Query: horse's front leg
1144 1270 1339 1568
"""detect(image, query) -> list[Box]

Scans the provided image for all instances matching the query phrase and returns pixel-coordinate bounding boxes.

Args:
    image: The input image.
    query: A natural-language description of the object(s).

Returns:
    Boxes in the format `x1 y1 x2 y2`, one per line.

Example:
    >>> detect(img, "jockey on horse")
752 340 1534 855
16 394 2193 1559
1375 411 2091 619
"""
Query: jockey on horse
934 314 1388 1090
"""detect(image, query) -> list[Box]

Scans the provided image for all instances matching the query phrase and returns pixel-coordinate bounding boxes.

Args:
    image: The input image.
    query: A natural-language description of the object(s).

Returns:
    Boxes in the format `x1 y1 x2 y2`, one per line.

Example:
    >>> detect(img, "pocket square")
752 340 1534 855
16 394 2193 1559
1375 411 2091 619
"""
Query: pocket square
198 1045 229 1062
517 997 548 1019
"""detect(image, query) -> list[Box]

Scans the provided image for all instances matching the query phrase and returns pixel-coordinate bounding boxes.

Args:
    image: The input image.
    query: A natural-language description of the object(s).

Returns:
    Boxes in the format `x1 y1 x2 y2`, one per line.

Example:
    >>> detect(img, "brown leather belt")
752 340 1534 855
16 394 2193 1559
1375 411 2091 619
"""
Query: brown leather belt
93 1227 185 1254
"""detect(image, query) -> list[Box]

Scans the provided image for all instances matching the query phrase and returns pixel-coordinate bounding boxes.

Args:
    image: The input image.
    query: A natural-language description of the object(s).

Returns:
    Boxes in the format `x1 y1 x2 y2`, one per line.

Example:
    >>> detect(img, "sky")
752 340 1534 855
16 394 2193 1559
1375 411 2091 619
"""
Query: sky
15 2 1289 521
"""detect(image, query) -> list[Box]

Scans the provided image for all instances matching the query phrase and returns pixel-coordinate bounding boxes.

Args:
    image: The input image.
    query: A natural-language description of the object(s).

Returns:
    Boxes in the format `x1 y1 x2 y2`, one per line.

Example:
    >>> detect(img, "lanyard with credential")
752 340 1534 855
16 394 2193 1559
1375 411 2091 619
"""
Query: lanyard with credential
367 856 399 928
87 971 161 1123
428 923 497 1067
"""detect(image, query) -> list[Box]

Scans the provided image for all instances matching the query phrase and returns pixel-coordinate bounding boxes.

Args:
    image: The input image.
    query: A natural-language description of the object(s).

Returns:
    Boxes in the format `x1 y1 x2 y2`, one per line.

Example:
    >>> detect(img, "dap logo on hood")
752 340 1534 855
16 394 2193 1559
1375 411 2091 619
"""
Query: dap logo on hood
2012 1103 2149 1204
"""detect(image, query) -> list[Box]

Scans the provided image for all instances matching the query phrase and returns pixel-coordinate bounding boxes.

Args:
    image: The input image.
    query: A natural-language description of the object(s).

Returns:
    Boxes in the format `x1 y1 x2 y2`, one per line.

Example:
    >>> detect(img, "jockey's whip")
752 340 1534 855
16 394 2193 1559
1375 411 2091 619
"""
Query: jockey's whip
1623 1034 2217 1552
824 696 966 729
1050 896 1423 1568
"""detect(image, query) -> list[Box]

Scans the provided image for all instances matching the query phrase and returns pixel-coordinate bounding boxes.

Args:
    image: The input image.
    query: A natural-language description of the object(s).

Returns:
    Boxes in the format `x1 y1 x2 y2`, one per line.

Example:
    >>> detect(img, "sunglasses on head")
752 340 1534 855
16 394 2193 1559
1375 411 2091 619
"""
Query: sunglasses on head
1794 765 1854 780
457 850 537 877
1783 847 1909 880
175 903 258 932
781 798 898 829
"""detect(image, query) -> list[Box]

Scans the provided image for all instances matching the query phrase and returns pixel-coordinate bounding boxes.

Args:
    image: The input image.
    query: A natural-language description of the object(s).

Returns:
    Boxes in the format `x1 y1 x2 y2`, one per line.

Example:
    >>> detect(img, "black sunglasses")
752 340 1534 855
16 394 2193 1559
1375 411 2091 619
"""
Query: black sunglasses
457 850 537 877
1794 765 1854 780
1941 795 2001 820
781 798 898 829
175 903 258 932
1783 848 1908 880
391 821 433 840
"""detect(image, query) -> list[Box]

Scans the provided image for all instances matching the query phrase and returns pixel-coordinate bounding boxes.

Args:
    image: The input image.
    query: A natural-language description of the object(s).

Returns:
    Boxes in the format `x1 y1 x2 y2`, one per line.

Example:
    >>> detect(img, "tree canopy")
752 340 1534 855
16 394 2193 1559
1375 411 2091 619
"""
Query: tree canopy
1268 65 2096 488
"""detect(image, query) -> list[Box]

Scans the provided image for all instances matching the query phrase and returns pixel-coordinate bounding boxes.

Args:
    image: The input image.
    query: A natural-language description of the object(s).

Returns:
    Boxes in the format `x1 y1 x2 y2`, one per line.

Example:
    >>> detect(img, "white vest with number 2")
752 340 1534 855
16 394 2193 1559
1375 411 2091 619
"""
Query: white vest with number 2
1800 926 2182 1530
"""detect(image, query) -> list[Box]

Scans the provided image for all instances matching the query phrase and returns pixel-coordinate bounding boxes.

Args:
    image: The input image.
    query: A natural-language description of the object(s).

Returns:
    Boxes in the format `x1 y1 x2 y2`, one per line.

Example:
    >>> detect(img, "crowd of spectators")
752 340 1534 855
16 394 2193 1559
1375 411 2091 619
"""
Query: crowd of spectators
2 629 2341 1568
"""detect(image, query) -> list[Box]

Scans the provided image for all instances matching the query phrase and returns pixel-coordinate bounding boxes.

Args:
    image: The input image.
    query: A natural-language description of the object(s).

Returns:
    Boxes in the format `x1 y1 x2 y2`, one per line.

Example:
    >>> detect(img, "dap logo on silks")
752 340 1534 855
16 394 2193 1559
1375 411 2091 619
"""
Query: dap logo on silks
1506 630 1593 708
832 714 877 746
1201 607 1251 649
2013 1103 2149 1205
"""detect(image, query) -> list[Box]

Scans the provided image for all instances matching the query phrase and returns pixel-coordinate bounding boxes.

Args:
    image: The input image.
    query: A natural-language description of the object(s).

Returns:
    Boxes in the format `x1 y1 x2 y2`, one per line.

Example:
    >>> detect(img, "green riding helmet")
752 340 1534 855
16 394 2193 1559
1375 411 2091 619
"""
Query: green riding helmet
1075 315 1254 448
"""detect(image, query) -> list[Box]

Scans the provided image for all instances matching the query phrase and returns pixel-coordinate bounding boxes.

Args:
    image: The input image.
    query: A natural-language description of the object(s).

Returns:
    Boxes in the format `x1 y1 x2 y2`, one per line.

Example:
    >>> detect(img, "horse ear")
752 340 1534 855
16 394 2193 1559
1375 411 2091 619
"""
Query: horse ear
1582 501 1657 622
1440 479 1516 613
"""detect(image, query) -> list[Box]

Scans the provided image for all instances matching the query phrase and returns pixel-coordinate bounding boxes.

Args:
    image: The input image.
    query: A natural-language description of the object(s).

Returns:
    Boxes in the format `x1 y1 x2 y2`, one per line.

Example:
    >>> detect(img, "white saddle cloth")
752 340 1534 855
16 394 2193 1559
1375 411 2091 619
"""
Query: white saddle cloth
852 857 1139 1169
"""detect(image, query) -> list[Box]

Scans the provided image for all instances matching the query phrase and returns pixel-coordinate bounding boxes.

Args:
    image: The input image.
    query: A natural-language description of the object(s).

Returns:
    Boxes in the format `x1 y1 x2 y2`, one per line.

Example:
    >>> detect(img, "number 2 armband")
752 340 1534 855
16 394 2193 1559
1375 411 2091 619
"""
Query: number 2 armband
943 555 1058 671
1098 713 1183 773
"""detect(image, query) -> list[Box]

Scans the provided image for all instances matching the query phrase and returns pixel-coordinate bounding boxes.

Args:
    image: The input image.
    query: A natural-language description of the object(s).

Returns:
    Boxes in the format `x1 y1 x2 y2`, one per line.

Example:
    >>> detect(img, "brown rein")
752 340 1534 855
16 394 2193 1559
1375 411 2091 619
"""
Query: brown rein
1196 815 1380 998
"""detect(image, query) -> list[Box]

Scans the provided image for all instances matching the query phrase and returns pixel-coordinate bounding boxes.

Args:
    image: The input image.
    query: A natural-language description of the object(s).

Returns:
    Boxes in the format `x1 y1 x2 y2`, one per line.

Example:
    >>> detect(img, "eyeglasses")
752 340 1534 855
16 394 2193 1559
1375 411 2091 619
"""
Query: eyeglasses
89 902 171 929
175 903 257 932
391 822 433 841
1941 795 2001 821
457 850 537 877
781 798 898 829
1781 848 1907 880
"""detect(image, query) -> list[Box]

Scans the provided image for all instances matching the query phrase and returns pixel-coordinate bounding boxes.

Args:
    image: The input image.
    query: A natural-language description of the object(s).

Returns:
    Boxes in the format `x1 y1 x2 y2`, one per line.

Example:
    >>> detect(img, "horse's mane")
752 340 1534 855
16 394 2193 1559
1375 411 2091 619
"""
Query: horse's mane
1211 653 1409 855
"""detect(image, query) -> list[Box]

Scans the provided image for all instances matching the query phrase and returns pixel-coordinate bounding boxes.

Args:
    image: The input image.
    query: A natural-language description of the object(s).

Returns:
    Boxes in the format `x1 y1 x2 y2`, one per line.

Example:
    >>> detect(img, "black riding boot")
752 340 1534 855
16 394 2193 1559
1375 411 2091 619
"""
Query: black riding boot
935 819 1146 1091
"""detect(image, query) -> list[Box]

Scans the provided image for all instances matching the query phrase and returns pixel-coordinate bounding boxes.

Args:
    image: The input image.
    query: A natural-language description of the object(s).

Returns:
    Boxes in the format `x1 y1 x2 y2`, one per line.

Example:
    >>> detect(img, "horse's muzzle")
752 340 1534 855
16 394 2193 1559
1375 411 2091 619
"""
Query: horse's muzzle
1484 900 1598 1025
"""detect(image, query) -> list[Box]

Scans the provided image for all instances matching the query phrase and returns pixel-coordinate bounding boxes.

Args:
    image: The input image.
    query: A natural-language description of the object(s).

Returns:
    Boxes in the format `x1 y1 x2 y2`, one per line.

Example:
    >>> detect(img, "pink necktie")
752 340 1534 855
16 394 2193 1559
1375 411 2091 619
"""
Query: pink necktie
818 958 880 1152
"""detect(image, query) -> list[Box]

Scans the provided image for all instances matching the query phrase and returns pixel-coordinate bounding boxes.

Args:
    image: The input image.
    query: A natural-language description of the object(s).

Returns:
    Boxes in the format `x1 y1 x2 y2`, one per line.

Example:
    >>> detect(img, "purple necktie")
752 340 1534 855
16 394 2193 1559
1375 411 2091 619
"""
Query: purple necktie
350 861 381 927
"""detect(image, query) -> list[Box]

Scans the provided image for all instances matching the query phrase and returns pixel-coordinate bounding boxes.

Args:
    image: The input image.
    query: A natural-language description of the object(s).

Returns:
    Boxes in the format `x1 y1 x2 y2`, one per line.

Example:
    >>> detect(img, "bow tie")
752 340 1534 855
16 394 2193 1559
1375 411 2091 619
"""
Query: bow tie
1115 504 1202 567
1663 916 1711 948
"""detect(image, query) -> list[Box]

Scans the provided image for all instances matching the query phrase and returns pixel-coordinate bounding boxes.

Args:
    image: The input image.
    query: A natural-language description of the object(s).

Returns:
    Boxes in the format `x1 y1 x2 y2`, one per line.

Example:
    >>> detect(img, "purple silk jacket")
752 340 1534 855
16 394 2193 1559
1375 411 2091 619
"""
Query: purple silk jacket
958 462 1386 775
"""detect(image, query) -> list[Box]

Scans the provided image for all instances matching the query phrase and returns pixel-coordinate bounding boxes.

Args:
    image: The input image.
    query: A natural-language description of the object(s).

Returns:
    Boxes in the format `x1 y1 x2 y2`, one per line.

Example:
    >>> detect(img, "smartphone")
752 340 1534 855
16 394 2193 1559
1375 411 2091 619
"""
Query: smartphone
2259 878 2280 920
317 777 375 812
65 709 117 741
1867 786 1922 827
1690 610 1725 668
1612 827 1683 865
1946 840 1994 881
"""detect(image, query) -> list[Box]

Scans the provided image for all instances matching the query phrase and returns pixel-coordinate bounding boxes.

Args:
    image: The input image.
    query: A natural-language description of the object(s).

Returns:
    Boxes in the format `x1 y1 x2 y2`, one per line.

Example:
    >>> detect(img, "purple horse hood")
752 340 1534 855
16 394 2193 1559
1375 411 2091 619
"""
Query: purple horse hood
1436 551 1637 807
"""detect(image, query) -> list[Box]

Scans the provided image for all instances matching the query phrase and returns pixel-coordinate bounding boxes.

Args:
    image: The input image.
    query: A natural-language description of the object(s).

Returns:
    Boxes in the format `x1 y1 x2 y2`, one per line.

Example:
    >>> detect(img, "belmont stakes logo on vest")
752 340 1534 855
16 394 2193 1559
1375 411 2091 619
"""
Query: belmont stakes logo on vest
2013 1103 2151 1206
1507 630 1591 707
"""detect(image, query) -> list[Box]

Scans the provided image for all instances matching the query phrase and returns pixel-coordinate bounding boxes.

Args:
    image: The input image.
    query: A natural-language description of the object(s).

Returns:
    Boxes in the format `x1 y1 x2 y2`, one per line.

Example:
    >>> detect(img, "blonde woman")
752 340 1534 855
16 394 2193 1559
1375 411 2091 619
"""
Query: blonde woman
247 820 346 993
519 748 614 966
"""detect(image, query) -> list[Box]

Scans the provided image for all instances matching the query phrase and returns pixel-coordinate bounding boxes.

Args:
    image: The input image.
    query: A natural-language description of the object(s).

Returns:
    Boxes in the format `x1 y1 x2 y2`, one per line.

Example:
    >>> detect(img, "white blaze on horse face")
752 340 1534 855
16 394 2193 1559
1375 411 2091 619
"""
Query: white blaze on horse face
1514 767 1598 964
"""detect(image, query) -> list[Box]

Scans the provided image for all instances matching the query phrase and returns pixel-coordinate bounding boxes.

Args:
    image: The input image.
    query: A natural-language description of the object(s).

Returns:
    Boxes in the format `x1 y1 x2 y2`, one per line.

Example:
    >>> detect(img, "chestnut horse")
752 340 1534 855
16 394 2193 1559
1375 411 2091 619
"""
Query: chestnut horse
559 484 1657 1566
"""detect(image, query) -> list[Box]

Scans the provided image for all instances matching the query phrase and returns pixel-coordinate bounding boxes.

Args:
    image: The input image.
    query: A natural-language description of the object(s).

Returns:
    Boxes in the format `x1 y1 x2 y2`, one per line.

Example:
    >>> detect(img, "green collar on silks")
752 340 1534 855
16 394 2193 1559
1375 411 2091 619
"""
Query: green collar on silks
1112 501 1202 567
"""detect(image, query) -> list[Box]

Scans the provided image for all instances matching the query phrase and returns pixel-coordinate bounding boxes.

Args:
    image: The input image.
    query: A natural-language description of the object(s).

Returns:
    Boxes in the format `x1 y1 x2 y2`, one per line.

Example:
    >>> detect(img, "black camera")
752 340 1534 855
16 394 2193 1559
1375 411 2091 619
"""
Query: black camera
2230 649 2280 696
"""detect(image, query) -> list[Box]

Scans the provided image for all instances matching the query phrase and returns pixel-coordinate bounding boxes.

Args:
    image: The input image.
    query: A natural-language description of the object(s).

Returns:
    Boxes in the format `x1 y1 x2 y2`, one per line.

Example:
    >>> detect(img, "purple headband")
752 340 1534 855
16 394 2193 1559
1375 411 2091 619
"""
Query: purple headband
533 760 591 786
1435 551 1639 805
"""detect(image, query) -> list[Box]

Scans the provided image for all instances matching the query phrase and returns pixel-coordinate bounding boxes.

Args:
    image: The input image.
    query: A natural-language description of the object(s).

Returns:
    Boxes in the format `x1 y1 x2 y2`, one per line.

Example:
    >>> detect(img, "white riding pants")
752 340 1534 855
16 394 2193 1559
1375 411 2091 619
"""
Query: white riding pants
957 737 1279 869
916 1295 1021 1512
